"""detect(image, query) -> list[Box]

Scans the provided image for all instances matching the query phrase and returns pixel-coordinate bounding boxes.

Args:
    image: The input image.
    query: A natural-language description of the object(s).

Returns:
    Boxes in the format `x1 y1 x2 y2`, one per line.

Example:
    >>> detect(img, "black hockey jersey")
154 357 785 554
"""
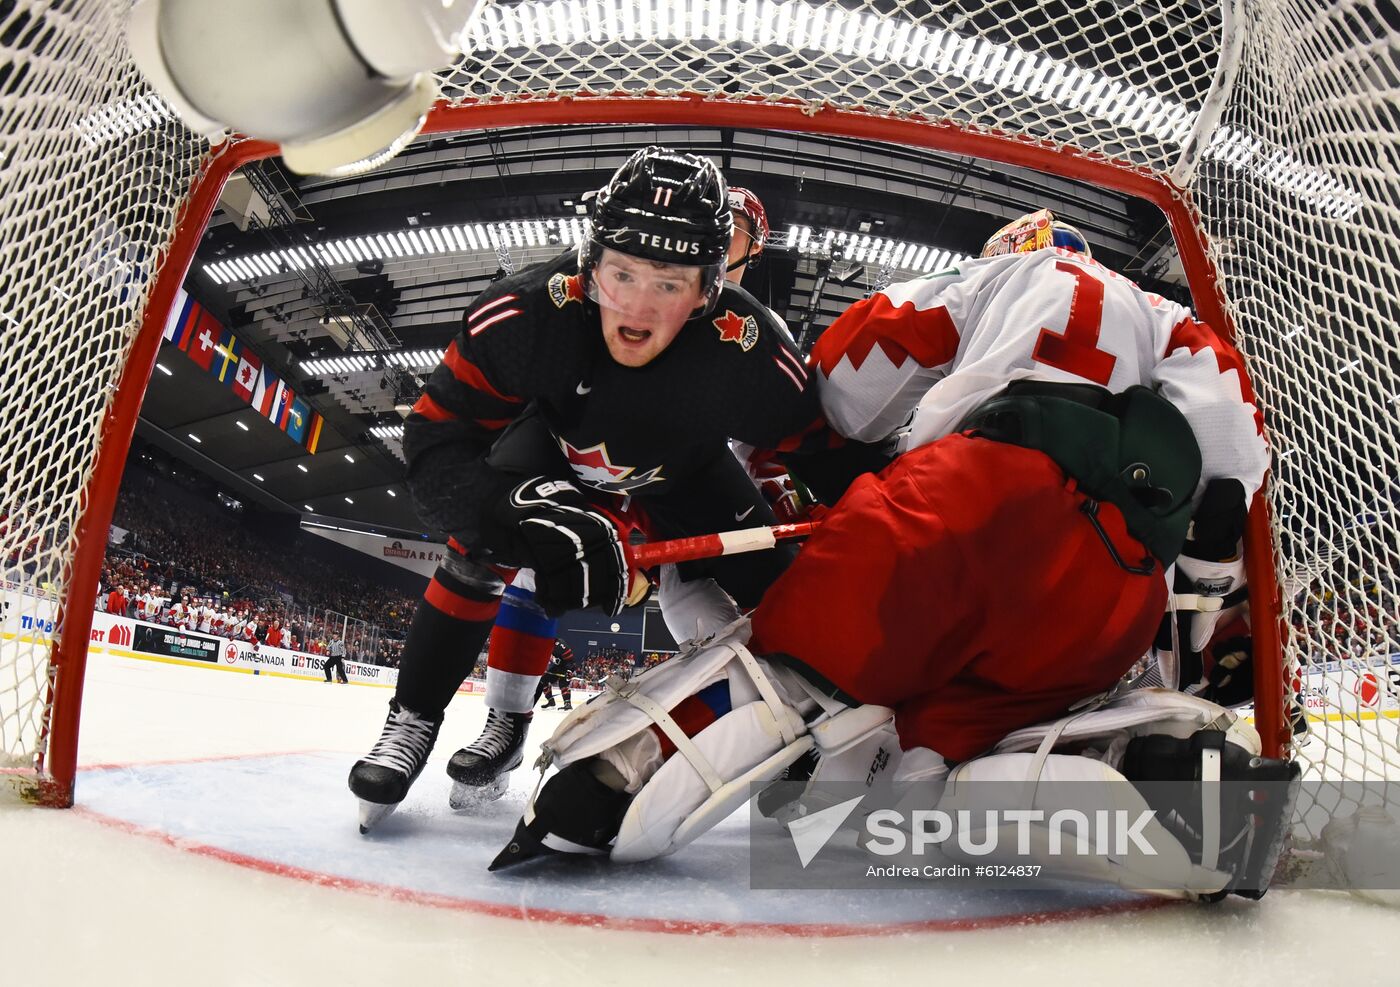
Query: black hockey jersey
404 250 819 545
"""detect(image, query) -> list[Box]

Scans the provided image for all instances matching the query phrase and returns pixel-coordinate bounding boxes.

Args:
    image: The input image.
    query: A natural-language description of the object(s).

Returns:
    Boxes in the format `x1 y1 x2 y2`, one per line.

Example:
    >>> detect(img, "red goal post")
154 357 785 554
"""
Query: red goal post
5 0 1391 833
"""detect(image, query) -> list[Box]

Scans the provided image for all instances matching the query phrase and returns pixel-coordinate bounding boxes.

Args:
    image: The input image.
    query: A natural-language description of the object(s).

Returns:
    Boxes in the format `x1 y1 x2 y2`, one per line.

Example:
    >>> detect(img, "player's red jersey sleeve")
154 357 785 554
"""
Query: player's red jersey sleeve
1151 314 1268 500
810 276 963 442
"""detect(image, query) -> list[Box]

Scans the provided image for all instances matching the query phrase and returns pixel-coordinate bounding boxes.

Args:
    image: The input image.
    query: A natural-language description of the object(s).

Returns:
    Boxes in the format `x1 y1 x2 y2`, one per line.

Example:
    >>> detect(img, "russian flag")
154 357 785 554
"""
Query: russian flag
162 287 192 345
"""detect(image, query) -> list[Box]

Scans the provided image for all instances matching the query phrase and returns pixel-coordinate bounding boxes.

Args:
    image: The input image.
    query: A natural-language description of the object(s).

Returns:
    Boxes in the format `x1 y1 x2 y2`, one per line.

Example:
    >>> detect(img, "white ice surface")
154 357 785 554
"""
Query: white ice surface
2 652 1397 986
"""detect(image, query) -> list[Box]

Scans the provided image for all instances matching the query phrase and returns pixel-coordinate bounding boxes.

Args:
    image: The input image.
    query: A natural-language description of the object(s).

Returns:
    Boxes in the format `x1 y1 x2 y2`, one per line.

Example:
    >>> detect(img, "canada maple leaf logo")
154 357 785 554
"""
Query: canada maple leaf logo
714 309 758 351
558 437 665 493
548 272 586 309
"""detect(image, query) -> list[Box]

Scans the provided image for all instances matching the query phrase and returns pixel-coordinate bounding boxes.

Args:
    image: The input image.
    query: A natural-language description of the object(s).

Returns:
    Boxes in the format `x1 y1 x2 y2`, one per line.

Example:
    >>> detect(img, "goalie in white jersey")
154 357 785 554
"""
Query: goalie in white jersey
491 210 1285 897
819 211 1266 483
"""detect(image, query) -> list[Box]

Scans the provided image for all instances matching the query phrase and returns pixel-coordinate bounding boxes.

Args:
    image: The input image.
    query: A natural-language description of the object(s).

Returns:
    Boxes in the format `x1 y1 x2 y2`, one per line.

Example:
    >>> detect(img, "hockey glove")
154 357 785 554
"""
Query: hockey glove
488 477 630 617
1199 634 1254 707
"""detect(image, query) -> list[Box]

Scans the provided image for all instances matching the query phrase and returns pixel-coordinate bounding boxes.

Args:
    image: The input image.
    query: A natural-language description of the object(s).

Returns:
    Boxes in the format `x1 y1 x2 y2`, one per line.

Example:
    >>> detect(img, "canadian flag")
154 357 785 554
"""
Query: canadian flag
232 349 262 403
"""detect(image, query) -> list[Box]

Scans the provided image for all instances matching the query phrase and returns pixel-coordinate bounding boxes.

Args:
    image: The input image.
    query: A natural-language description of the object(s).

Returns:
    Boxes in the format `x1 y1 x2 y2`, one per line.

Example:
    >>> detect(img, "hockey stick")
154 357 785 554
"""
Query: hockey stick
628 520 818 568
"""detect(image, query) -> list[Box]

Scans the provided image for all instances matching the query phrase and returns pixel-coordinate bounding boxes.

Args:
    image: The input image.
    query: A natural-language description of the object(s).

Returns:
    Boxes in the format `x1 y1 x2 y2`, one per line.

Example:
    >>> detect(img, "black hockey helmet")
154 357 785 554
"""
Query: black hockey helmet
579 146 733 315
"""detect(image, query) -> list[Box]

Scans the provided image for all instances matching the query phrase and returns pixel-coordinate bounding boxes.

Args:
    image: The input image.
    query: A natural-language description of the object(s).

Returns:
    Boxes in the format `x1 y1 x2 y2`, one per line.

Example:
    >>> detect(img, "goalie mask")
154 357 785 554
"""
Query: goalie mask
981 208 1092 259
579 147 733 317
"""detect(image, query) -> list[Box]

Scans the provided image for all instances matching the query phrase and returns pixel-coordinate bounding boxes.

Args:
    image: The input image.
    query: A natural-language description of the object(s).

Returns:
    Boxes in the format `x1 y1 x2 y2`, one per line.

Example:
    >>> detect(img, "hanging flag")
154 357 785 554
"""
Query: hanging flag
304 412 325 454
265 379 288 425
162 287 191 344
272 382 297 429
231 347 262 403
285 395 312 444
253 363 277 417
182 304 220 371
211 328 241 384
165 292 338 456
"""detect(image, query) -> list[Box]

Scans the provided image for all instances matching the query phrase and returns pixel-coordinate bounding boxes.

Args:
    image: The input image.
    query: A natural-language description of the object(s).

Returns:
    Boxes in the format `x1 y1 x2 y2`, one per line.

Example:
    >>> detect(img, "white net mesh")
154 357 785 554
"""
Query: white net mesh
0 0 206 787
0 0 1395 833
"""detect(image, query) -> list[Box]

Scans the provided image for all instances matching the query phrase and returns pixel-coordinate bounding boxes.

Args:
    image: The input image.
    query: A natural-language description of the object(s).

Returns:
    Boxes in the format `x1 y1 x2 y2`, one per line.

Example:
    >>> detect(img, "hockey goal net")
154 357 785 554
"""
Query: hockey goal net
1 0 1396 843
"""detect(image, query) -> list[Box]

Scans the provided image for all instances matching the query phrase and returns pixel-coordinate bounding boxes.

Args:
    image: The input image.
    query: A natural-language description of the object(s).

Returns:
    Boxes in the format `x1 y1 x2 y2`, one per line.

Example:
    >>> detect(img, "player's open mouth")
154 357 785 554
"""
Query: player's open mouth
618 326 651 343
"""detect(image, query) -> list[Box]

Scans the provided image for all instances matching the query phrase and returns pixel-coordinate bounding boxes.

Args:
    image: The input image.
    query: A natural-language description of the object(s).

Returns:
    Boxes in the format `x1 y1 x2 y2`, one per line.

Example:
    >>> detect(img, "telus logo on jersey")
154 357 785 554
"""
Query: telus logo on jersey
714 310 760 351
547 272 585 309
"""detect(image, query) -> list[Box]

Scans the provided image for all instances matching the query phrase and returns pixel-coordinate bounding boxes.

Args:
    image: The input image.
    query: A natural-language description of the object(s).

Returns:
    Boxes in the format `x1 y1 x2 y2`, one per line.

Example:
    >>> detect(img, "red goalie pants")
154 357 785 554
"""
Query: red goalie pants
749 434 1167 762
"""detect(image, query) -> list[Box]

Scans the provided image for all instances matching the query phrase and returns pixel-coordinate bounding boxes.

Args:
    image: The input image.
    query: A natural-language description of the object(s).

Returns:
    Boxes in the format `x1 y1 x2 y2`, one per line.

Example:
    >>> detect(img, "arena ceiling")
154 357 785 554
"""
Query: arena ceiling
137 123 1187 537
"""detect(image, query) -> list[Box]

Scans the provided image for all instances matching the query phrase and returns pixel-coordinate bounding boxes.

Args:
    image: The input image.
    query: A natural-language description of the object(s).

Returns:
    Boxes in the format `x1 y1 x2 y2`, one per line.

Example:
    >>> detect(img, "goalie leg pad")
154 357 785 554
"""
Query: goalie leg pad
540 620 761 769
612 700 812 862
657 564 742 647
762 704 900 829
507 621 823 865
935 752 1230 897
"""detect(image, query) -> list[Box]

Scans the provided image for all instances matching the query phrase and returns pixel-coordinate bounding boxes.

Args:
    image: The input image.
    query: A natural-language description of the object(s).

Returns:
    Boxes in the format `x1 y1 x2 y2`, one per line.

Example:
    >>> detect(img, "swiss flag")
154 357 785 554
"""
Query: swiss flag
232 350 262 403
183 307 220 371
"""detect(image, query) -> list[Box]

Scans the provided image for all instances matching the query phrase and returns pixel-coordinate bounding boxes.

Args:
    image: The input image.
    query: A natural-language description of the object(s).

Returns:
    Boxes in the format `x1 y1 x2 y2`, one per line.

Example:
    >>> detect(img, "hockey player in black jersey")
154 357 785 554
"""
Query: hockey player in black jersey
348 147 820 831
535 640 576 710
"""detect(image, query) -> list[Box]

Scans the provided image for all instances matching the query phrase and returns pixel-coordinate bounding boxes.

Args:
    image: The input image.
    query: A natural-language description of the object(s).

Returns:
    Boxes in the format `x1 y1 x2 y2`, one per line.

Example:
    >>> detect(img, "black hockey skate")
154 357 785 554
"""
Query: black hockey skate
348 699 441 834
446 708 532 810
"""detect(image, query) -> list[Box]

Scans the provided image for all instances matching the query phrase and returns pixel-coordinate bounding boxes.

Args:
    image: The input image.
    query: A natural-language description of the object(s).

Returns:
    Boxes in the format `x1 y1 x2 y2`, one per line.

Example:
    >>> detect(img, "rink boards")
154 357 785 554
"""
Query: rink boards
0 586 398 689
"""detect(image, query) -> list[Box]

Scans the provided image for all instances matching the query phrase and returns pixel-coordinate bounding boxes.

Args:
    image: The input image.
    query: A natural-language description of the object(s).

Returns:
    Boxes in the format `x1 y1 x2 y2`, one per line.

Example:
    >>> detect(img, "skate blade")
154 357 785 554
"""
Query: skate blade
357 799 399 834
449 775 511 812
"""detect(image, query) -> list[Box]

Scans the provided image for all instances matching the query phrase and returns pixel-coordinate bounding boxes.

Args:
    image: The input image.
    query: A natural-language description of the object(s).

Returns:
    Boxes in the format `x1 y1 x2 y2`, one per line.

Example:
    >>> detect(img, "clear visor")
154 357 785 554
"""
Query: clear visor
586 248 707 323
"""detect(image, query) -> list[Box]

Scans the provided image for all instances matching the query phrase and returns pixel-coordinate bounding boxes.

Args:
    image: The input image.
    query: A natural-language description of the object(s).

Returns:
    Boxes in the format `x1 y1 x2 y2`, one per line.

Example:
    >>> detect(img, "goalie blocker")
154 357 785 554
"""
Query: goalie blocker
490 621 1299 900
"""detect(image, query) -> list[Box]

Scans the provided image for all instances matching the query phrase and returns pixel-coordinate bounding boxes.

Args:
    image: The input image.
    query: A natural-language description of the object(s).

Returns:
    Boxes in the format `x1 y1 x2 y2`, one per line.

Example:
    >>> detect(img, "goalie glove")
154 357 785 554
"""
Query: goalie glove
1174 479 1250 653
485 477 630 617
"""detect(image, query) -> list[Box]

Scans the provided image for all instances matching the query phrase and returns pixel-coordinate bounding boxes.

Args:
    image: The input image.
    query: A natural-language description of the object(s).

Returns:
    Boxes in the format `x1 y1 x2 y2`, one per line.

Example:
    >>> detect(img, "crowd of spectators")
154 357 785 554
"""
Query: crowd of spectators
1290 577 1396 663
568 647 675 687
99 478 418 666
99 551 403 666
